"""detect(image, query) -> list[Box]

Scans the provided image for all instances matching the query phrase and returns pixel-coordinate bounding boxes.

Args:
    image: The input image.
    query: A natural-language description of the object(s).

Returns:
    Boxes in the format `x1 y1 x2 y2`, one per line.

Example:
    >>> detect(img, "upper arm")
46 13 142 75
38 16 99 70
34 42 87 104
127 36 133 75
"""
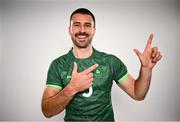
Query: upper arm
117 74 136 99
108 55 136 99
46 60 64 91
43 60 64 101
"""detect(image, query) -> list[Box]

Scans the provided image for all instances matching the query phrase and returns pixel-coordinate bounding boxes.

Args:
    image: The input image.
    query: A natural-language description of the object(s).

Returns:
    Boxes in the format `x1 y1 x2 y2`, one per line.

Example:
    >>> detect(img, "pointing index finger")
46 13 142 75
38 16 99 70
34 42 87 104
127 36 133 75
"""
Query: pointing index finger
145 33 153 51
82 64 99 74
72 62 78 74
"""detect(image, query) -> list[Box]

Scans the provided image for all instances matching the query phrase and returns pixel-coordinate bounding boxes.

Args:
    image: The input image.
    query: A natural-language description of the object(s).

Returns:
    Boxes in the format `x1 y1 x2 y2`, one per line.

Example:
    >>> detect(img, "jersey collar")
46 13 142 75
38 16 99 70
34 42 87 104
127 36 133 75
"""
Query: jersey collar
69 47 97 60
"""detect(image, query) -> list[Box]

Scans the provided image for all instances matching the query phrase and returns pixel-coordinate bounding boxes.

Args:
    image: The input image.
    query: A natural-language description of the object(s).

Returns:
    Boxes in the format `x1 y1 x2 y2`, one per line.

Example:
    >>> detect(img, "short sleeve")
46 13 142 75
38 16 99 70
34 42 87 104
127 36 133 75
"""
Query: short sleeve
46 60 63 90
110 55 128 84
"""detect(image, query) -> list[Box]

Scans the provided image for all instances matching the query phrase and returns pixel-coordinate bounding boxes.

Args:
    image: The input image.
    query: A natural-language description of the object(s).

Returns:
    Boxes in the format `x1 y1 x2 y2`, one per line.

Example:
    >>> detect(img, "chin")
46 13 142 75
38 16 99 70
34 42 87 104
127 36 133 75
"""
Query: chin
76 45 89 48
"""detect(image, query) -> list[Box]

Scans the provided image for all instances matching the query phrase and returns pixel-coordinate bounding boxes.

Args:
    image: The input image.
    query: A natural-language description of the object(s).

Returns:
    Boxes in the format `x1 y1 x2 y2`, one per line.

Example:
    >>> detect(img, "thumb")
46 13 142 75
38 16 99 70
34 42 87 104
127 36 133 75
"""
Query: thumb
133 49 142 59
72 62 78 74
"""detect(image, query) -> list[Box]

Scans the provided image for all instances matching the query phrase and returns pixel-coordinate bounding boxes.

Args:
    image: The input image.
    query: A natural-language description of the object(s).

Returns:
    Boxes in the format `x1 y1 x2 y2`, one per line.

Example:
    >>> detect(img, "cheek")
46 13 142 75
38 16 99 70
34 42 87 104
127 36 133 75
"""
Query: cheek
89 30 95 36
69 31 73 37
70 30 77 37
70 27 78 33
87 29 95 35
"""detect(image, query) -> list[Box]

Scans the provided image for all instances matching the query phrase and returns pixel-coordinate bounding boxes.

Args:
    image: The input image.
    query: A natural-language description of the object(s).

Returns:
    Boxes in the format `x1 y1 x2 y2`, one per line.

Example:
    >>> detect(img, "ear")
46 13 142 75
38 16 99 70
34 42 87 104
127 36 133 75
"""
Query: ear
92 27 96 35
68 26 71 35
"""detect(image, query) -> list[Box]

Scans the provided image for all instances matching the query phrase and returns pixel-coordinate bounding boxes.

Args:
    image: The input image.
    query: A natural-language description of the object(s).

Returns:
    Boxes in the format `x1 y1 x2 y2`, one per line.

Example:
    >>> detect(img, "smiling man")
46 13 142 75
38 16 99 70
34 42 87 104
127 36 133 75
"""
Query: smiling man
41 8 162 121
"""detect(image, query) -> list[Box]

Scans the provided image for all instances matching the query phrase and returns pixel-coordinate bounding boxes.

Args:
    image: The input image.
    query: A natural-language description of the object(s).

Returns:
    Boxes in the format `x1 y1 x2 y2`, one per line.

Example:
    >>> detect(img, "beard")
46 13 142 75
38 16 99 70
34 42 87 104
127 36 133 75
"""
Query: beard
71 32 93 48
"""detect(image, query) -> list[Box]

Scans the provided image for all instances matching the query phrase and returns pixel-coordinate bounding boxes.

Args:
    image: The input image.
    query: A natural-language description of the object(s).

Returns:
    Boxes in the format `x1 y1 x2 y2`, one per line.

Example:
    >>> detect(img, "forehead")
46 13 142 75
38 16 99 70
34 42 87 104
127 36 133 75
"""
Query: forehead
71 13 93 23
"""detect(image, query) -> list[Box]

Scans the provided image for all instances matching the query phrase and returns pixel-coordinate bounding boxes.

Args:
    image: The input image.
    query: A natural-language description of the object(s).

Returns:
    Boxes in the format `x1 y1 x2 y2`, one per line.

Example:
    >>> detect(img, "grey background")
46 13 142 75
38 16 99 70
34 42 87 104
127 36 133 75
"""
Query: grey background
0 0 180 121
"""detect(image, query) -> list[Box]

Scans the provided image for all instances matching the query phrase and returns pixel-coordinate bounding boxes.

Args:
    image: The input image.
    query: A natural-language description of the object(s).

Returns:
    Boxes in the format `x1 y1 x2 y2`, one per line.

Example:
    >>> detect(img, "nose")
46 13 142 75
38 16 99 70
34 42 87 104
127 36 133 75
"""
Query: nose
79 25 85 32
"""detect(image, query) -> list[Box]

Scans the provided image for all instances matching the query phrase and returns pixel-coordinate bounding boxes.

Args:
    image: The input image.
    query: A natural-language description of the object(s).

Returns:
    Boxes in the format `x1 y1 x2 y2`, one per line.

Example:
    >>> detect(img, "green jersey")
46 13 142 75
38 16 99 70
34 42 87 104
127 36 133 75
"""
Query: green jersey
46 48 128 121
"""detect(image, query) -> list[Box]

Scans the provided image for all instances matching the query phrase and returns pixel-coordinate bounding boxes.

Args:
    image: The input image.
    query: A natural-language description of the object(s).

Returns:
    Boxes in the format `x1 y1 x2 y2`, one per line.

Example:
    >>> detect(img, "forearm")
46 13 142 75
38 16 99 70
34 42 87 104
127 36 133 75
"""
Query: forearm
42 84 77 118
134 66 152 100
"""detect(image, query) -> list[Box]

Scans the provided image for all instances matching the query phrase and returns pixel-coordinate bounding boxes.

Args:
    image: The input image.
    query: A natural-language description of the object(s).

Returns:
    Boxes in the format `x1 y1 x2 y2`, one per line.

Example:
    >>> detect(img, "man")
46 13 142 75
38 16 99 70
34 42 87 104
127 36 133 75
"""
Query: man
41 8 162 121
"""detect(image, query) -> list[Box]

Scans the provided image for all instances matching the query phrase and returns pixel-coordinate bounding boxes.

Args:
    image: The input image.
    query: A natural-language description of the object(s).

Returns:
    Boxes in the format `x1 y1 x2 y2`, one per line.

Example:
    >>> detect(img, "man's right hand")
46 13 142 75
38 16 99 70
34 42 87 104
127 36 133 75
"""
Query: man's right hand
68 62 99 94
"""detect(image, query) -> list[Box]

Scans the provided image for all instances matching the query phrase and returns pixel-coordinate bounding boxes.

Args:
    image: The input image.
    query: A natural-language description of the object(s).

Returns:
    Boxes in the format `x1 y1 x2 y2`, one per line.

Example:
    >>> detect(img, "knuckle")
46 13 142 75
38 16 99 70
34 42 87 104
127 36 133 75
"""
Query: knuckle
87 78 93 82
89 73 93 76
153 47 158 50
90 78 94 81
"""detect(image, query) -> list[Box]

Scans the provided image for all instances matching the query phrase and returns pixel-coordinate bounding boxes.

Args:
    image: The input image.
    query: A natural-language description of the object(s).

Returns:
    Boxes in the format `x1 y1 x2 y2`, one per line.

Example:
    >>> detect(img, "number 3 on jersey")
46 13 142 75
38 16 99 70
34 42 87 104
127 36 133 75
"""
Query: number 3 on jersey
82 86 93 97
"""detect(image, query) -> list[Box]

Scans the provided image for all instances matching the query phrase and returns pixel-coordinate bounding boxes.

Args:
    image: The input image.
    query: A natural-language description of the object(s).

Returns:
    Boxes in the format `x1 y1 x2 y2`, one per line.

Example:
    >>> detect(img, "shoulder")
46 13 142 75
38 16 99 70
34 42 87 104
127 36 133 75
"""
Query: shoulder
95 49 122 62
94 49 116 59
51 51 73 66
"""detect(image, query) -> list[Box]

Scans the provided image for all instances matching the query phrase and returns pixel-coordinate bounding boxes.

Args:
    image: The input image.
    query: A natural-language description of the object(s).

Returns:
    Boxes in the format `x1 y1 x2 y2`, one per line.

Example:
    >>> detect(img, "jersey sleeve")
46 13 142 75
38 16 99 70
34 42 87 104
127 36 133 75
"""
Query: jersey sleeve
46 60 63 90
111 55 129 84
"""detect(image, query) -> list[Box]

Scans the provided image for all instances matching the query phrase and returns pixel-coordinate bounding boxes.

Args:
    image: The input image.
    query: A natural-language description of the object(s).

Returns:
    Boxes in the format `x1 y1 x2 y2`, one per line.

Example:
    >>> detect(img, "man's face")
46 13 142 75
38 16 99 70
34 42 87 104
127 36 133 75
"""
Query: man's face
69 13 95 48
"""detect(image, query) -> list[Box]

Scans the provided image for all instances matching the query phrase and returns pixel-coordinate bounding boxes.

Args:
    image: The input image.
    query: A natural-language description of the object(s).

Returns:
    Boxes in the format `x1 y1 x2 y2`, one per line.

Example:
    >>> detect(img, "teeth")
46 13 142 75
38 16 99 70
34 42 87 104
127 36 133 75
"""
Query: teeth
78 35 87 39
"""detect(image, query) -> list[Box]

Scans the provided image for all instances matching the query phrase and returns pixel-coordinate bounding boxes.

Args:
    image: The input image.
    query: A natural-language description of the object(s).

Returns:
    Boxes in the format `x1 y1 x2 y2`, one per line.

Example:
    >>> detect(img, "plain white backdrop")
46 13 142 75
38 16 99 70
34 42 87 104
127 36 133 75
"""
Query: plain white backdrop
0 0 180 121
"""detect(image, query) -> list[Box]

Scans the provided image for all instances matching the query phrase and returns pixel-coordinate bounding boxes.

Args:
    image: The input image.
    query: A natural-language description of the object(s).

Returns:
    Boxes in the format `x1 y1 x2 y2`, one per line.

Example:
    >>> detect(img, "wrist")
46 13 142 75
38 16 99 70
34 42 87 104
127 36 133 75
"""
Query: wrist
67 83 78 96
141 65 153 71
140 66 153 77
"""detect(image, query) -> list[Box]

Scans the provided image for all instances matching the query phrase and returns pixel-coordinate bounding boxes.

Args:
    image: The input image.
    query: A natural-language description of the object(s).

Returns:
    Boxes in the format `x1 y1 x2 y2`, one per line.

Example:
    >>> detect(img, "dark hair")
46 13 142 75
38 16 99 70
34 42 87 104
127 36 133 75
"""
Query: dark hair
70 8 96 27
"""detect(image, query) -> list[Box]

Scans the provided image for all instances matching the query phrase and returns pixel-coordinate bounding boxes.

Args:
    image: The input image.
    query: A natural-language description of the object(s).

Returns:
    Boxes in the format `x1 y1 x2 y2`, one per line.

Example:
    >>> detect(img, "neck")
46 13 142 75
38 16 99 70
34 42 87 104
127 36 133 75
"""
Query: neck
72 45 93 59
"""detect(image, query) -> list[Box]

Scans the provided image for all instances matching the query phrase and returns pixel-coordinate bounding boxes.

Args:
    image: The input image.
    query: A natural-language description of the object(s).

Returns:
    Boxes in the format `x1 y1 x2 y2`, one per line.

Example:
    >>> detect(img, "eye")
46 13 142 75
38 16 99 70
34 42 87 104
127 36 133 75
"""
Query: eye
73 23 80 27
73 24 80 27
85 24 92 27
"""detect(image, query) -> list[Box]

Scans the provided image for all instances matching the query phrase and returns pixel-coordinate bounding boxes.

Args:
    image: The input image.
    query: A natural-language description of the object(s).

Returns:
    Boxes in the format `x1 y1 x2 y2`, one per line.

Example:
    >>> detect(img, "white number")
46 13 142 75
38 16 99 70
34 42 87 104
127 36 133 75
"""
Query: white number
82 86 93 97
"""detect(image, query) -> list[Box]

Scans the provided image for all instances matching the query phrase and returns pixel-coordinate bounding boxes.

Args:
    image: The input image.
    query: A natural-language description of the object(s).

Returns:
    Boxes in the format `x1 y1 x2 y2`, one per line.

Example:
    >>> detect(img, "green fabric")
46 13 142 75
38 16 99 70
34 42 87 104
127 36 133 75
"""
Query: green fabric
46 48 128 121
117 72 129 83
46 84 63 90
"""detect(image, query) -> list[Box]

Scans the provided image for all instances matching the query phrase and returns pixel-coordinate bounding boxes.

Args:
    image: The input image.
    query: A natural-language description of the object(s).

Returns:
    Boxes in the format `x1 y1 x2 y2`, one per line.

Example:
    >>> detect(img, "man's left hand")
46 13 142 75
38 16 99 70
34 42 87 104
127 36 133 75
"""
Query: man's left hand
133 33 162 69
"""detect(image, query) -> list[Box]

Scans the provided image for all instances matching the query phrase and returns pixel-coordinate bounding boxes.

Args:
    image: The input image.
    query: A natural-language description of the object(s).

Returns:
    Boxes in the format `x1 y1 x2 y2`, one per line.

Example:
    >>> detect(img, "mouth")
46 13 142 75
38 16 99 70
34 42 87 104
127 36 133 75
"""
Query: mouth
76 35 88 42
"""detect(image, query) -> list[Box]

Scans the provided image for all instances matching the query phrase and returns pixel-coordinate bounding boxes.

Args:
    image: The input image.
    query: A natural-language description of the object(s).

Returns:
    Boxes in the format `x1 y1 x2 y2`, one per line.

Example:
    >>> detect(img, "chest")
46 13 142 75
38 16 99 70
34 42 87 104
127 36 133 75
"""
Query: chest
60 59 113 91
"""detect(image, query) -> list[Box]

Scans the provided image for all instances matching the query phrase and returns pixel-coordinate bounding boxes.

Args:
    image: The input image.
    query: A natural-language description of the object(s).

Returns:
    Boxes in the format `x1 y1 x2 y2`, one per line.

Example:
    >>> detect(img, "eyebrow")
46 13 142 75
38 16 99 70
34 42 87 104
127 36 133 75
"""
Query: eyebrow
73 22 80 24
85 23 91 25
73 22 92 25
